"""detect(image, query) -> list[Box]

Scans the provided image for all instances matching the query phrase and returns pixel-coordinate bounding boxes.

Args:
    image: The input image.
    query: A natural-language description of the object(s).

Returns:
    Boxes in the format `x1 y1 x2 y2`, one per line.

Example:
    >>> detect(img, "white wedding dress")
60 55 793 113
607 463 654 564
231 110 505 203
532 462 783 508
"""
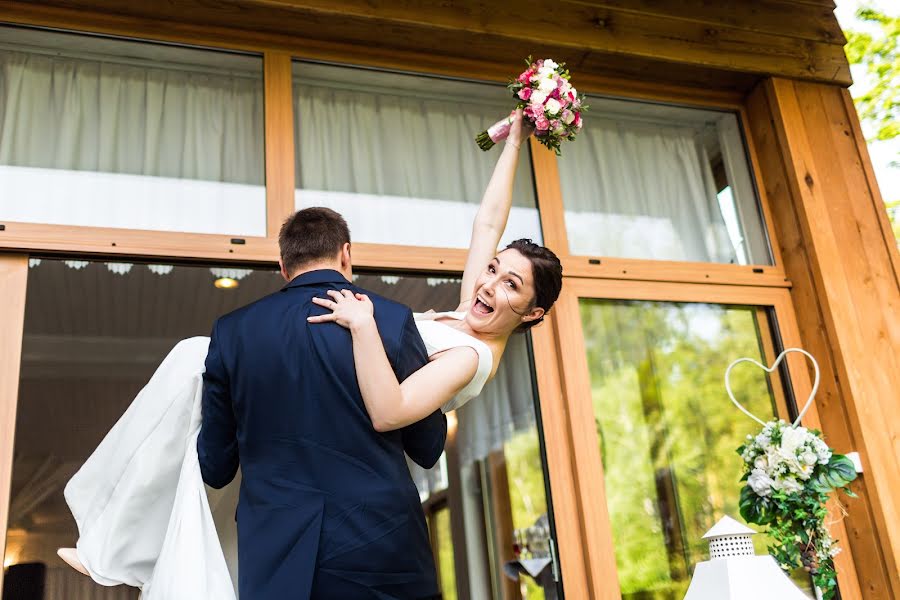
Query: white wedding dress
65 313 491 598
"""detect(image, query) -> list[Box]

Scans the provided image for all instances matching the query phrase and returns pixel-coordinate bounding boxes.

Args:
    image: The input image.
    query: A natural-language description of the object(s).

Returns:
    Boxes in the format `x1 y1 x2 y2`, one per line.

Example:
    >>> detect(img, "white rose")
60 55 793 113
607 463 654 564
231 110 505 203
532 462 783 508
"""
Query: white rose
544 98 562 115
559 80 572 96
562 110 575 125
801 452 818 465
539 77 557 93
530 91 548 106
748 469 774 497
797 463 814 480
780 426 808 455
772 476 803 495
754 456 768 470
543 59 558 70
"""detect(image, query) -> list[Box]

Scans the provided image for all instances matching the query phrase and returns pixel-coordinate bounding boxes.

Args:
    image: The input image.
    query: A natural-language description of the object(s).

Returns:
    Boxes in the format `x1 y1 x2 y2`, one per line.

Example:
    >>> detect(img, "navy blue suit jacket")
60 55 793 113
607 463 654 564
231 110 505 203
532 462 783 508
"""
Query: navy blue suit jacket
197 269 446 600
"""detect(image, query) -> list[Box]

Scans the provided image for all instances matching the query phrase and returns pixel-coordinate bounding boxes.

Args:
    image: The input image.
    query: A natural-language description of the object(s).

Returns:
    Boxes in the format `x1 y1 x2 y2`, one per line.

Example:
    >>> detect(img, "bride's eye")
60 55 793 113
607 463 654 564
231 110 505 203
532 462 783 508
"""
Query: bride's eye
488 265 496 274
506 280 517 290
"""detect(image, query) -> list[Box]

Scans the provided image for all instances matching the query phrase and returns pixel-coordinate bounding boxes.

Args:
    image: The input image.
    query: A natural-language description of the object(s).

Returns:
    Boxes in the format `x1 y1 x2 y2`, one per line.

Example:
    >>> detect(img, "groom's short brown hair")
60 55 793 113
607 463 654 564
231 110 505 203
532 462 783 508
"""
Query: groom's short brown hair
279 207 351 274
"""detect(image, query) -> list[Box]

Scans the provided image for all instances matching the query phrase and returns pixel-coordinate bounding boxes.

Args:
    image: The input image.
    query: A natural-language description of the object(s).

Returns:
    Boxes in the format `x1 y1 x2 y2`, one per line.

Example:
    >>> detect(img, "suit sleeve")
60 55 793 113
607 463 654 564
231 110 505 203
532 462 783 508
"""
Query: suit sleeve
395 309 447 469
197 319 240 489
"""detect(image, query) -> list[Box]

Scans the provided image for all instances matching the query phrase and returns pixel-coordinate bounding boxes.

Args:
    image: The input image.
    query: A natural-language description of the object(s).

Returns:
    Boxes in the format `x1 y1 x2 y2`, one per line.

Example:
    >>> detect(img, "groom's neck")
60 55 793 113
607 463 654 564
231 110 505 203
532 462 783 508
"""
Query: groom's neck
287 261 351 282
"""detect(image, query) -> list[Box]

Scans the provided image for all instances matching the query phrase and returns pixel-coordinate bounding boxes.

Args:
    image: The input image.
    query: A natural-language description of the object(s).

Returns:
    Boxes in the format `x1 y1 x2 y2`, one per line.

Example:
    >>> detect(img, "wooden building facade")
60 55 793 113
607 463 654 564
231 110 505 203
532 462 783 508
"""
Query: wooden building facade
0 1 897 599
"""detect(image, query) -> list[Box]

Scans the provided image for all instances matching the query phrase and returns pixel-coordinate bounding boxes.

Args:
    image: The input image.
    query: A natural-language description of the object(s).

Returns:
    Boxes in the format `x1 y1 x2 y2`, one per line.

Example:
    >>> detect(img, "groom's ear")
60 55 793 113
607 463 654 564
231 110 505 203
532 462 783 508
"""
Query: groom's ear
340 243 352 269
279 259 290 282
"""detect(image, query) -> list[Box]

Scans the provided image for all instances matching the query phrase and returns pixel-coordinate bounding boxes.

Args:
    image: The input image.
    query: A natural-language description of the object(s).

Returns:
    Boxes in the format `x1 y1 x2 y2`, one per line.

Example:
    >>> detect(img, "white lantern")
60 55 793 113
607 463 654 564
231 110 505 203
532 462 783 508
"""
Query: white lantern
683 515 810 600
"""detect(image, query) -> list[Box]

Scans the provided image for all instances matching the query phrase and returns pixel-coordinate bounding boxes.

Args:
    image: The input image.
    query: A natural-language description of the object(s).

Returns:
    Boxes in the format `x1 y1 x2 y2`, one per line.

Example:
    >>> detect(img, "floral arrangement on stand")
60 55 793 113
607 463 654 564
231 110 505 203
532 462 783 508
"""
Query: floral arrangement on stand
476 57 587 155
727 349 858 600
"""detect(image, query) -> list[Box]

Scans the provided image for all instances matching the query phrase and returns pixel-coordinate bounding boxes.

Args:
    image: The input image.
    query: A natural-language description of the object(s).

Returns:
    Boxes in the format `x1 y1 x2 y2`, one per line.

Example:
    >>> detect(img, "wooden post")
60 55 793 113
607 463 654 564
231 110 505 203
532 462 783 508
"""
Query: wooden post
0 255 28 596
486 451 521 600
746 78 900 600
264 51 296 238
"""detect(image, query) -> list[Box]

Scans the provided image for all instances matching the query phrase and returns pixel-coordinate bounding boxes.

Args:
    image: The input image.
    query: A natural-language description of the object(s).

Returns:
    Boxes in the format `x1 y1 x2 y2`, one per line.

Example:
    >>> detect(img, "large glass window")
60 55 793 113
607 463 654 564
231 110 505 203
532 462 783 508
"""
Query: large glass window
578 300 811 599
558 98 771 265
292 62 542 248
0 27 265 236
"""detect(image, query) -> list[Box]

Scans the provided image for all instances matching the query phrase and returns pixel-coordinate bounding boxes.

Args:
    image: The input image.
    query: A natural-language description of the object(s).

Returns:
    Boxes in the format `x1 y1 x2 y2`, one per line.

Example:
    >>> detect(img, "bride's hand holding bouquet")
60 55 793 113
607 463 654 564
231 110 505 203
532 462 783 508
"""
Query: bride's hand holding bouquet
477 57 586 155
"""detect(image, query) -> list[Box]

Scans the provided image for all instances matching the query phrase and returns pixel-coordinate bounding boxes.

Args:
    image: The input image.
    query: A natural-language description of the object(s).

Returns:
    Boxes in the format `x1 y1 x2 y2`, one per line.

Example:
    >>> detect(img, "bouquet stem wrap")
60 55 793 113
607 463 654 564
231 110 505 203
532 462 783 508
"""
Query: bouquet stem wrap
476 115 514 151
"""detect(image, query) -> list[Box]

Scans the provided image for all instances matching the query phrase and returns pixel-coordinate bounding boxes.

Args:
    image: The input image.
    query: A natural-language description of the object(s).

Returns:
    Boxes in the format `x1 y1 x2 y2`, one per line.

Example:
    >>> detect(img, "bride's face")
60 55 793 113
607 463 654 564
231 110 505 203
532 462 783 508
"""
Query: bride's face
466 249 544 336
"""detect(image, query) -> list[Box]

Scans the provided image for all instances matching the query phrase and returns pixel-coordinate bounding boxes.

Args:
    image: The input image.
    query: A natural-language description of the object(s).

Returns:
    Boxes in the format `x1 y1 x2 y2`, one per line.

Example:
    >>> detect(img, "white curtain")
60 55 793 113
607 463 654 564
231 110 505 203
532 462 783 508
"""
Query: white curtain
0 49 266 235
408 332 538 497
456 333 536 466
293 64 542 248
44 568 139 600
558 117 736 263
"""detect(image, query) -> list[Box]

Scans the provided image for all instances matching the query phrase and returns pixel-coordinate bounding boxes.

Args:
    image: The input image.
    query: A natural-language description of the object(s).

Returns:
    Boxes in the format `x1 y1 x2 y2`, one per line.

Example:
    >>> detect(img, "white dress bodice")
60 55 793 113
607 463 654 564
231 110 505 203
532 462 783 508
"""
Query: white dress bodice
414 311 493 413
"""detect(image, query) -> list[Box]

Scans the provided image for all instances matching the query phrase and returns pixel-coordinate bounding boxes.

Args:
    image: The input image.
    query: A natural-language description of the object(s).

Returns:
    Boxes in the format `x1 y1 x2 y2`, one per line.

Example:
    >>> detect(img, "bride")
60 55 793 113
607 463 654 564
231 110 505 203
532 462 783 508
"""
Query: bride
58 109 562 596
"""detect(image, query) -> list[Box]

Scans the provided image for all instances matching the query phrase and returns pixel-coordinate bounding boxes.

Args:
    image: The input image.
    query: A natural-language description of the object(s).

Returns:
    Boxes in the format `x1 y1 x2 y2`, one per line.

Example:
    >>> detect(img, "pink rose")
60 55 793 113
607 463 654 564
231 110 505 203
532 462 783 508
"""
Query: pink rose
535 116 551 131
574 112 582 127
530 102 545 117
550 88 561 100
518 87 533 101
517 70 533 84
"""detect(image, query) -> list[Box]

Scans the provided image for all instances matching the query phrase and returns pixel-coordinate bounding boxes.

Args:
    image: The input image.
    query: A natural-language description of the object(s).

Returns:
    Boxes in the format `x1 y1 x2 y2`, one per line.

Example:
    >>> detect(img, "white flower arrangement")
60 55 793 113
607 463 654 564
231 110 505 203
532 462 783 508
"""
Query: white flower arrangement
740 421 832 498
737 420 856 599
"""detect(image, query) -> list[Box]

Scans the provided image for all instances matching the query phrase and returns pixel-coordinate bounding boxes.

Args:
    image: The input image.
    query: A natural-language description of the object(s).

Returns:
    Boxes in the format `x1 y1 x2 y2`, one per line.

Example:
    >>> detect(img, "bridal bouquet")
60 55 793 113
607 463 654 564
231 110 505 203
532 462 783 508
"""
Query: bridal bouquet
476 57 586 155
738 420 857 599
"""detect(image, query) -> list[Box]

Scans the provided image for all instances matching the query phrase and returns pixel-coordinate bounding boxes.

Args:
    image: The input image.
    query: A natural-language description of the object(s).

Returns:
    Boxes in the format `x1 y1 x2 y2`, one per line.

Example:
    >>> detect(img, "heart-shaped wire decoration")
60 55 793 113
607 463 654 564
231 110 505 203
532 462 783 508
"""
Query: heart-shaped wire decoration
724 348 819 427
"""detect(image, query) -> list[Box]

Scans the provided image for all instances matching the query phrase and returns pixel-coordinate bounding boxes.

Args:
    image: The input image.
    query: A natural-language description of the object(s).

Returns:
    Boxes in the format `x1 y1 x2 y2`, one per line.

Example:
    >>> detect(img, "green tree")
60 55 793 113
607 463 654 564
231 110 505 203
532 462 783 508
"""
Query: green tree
844 6 900 243
845 7 899 147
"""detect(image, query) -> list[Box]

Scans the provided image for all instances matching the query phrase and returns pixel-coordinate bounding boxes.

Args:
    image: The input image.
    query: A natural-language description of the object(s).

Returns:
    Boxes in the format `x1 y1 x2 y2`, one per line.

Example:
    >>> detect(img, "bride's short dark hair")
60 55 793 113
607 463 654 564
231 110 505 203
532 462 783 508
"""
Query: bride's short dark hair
279 207 351 273
504 239 563 332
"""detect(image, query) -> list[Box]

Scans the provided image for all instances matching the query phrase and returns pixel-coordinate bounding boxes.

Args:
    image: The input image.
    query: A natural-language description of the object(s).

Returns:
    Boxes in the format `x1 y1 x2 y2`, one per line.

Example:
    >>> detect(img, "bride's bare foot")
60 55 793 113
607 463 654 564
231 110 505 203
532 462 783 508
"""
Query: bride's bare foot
57 548 89 576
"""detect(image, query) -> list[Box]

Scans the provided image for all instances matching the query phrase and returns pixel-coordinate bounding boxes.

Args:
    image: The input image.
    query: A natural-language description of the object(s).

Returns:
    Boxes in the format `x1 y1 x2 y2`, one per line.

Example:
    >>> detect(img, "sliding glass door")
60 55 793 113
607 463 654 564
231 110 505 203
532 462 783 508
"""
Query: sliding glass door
554 281 819 600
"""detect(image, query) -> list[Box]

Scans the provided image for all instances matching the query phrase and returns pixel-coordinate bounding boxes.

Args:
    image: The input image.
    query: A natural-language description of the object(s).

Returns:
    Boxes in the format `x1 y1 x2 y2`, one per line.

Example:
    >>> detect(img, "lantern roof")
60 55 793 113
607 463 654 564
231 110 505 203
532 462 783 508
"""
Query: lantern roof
702 516 757 540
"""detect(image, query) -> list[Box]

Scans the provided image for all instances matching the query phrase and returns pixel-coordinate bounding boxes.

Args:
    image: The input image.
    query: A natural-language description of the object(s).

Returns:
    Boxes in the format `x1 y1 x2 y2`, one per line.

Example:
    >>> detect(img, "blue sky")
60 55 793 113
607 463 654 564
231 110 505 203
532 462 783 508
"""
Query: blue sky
835 0 899 202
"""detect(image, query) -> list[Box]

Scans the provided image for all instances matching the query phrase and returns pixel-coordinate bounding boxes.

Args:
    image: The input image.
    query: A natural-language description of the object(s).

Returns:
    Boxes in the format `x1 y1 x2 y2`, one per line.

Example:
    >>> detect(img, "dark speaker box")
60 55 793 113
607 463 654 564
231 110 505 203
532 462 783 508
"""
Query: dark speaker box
2 562 46 600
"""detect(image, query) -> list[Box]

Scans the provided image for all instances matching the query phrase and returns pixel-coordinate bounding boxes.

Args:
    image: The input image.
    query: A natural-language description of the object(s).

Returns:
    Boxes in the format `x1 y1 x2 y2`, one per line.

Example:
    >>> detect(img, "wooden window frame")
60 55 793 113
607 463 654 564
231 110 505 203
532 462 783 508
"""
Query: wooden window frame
0 12 787 287
0 254 27 593
550 277 863 600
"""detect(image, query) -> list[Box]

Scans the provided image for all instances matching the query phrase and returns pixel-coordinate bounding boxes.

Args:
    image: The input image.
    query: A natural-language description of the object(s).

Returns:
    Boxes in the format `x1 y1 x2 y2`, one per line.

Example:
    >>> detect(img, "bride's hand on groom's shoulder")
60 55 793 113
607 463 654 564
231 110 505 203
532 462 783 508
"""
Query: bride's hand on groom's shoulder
308 289 375 332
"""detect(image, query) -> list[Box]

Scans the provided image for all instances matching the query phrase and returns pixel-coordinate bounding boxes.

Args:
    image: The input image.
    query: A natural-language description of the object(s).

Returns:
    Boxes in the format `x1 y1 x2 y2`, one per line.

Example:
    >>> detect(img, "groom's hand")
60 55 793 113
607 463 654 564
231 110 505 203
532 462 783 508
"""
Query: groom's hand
308 289 375 331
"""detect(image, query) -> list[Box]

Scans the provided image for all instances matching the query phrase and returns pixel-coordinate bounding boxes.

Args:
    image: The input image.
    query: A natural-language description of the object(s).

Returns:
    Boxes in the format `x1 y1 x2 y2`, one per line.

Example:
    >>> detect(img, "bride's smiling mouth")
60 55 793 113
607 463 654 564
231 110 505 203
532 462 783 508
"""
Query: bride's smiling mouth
472 294 494 316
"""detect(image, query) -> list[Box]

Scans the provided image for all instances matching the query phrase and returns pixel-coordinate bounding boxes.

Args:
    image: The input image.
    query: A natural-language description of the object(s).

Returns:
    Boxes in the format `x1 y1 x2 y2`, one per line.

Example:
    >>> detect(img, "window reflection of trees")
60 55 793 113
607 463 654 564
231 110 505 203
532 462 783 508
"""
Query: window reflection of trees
581 300 797 599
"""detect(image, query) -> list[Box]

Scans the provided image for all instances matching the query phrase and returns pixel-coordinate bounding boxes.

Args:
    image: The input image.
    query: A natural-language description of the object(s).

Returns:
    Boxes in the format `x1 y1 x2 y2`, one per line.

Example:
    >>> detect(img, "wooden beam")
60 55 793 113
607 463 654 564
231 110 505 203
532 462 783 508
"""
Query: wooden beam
570 0 846 45
0 254 28 593
552 289 621 600
264 51 297 238
529 318 592 598
746 77 900 599
486 451 520 600
0 0 852 86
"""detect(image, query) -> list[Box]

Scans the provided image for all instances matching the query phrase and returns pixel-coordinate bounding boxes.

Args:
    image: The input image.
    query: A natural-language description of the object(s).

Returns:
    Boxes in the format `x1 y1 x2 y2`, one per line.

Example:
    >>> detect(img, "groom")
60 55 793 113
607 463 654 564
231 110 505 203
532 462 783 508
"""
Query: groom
198 207 446 599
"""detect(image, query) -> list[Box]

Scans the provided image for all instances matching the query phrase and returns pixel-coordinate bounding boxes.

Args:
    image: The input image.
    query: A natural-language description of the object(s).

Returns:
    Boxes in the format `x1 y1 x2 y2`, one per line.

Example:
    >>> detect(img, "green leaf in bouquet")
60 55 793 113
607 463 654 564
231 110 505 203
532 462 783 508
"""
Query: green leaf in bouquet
827 454 858 486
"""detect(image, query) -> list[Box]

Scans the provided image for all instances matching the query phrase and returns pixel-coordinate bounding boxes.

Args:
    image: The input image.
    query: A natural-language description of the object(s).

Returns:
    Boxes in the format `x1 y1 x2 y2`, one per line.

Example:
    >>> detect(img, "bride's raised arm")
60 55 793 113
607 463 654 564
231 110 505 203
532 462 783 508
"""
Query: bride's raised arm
458 108 532 308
